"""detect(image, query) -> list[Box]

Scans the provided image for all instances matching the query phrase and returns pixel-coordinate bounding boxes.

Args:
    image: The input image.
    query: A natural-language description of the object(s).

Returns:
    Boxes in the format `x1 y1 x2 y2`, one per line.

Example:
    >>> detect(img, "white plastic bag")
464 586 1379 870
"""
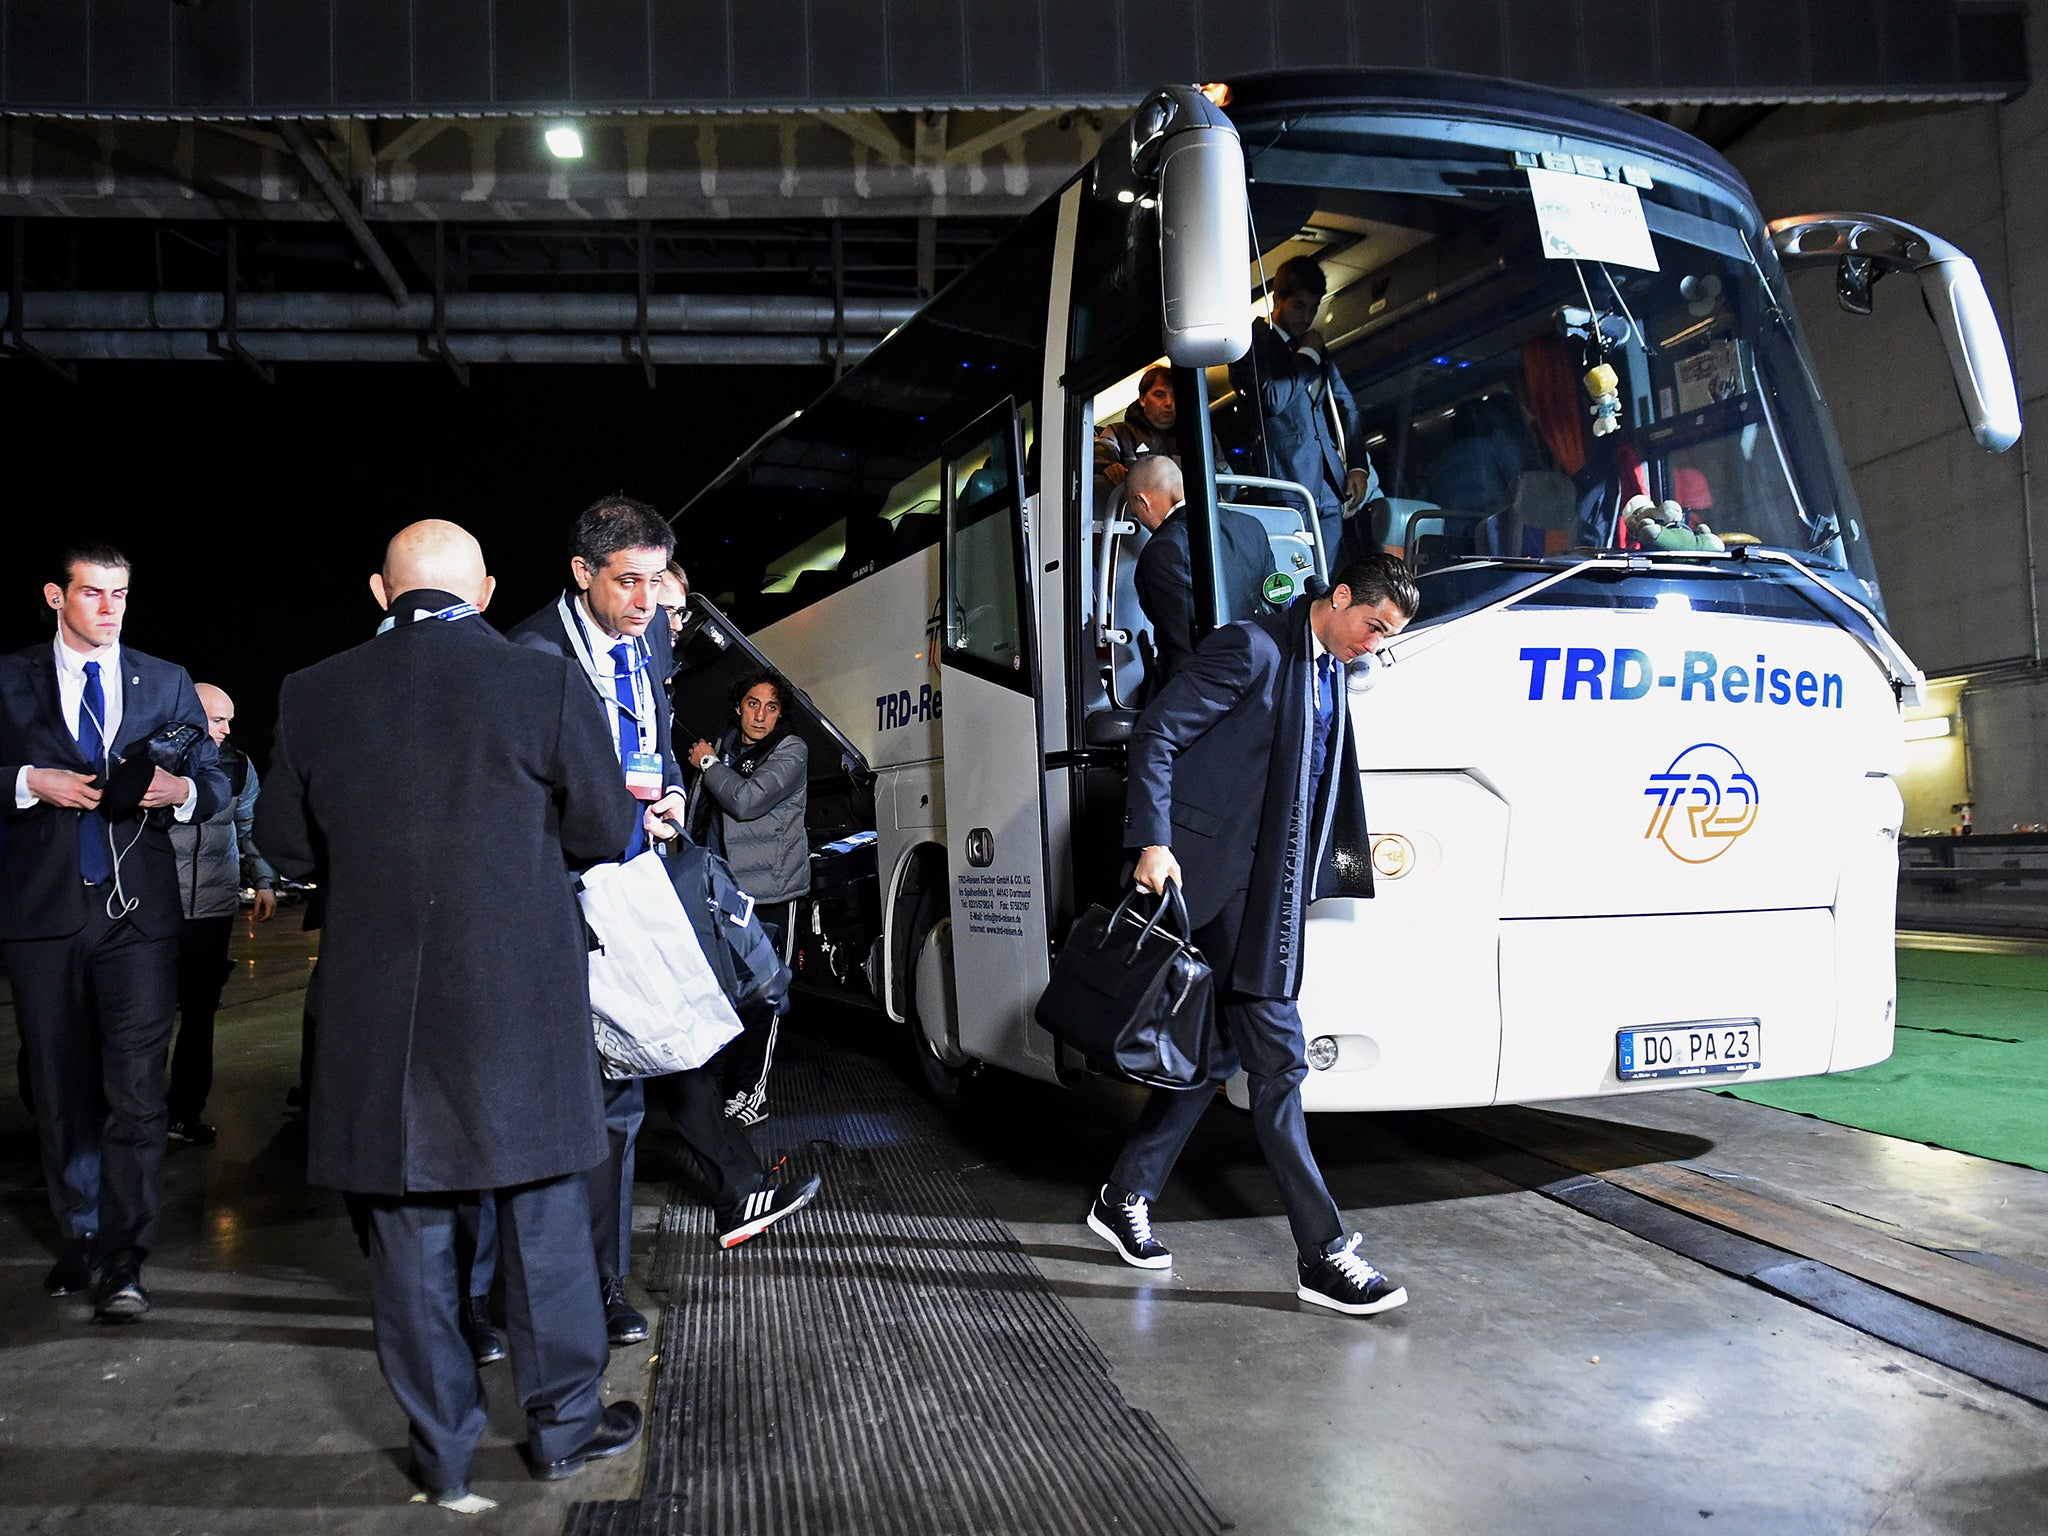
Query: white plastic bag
578 850 743 1079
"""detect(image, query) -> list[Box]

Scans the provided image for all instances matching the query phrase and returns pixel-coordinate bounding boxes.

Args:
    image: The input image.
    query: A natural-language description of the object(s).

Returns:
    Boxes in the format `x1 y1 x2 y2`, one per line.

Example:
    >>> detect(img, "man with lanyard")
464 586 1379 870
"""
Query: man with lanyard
507 495 688 1350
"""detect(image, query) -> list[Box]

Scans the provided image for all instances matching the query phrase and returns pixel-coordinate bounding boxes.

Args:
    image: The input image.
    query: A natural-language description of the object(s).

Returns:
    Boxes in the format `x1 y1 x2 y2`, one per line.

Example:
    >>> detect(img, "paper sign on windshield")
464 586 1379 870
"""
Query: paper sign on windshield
1527 167 1659 272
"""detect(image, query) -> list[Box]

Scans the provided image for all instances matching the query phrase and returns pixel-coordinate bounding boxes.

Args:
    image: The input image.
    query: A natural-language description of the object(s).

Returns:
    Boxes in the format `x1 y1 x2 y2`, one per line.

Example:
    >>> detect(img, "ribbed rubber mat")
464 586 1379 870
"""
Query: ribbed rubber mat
565 1027 1229 1536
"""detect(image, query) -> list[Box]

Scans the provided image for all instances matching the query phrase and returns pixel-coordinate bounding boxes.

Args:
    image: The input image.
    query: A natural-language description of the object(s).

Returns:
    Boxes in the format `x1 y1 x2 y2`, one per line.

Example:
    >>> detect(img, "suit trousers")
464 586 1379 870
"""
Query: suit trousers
649 1064 768 1216
1109 888 1344 1261
585 1076 644 1285
363 1174 608 1493
168 913 235 1123
5 896 179 1255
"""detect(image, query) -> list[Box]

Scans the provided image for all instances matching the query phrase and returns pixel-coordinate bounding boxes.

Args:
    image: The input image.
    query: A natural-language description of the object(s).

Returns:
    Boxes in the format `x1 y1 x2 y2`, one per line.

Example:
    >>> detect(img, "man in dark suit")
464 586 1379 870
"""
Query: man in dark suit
1085 552 1419 1317
1231 255 1382 566
2 541 229 1321
1127 454 1277 687
255 521 642 1507
508 496 818 1347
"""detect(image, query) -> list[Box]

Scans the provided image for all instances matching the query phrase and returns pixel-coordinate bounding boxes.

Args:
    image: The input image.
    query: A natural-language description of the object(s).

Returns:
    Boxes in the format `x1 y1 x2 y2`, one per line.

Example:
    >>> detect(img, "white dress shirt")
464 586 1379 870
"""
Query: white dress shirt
14 633 199 819
565 595 685 803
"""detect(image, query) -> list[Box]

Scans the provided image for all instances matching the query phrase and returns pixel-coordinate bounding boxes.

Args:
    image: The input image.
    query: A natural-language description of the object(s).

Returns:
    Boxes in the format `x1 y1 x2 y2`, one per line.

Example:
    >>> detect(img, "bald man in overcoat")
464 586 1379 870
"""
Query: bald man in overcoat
256 522 643 1507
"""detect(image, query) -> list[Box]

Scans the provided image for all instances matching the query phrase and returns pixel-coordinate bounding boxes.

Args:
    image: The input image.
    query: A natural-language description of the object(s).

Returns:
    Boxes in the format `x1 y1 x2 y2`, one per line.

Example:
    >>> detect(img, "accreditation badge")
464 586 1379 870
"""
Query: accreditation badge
623 751 665 801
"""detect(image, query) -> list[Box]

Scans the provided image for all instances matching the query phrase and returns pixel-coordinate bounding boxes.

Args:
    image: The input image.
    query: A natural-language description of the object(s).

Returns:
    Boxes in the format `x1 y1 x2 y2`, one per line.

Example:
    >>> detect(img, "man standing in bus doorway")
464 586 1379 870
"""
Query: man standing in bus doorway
1086 552 1419 1316
1095 365 1182 493
1126 454 1276 687
1233 255 1382 567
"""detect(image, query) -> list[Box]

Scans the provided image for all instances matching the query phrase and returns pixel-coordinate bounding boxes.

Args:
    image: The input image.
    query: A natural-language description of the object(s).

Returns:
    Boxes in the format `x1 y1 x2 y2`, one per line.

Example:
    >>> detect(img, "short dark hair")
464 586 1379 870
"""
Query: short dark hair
571 494 674 571
50 541 132 591
1138 364 1172 395
729 668 786 714
1272 255 1327 303
1329 551 1419 621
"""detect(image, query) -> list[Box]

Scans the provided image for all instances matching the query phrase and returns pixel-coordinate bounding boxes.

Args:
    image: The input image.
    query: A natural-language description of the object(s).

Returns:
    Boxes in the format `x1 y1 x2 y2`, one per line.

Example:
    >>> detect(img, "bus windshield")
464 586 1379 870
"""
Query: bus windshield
1217 110 1885 618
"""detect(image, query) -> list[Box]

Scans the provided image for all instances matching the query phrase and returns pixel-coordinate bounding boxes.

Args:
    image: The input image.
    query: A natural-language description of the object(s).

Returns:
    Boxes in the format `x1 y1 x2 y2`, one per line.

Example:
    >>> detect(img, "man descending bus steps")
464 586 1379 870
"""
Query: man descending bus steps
1084 552 1420 1316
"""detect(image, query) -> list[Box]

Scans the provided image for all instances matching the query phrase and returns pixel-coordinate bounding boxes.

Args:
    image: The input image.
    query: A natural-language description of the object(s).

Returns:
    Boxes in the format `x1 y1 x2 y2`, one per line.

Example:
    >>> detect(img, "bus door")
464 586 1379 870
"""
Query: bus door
938 401 1057 1077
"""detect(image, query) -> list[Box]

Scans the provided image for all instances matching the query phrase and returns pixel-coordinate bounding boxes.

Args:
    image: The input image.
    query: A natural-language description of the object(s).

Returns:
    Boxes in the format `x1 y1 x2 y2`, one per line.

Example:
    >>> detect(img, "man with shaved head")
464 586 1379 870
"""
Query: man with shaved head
1127 453 1279 688
258 519 644 1507
163 681 279 1146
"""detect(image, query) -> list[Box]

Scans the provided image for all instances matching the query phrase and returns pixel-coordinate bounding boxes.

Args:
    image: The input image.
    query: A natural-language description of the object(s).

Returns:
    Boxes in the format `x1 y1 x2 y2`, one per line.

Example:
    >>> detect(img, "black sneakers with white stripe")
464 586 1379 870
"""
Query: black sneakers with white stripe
716 1173 823 1250
1086 1184 1172 1270
1296 1233 1408 1316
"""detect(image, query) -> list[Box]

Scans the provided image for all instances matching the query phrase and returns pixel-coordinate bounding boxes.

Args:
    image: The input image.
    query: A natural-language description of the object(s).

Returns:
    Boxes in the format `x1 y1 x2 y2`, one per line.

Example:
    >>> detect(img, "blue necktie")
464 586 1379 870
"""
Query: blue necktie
611 643 647 860
77 660 113 884
1307 654 1337 807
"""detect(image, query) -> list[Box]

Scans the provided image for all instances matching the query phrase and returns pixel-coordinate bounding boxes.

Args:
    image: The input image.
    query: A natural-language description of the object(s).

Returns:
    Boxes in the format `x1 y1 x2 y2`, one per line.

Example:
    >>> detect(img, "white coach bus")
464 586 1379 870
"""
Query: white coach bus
671 70 2020 1111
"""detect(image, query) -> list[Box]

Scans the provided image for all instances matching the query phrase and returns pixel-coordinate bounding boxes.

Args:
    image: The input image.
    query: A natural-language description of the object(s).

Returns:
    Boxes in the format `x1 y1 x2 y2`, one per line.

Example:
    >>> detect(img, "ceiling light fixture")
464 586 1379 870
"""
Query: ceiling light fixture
544 124 585 160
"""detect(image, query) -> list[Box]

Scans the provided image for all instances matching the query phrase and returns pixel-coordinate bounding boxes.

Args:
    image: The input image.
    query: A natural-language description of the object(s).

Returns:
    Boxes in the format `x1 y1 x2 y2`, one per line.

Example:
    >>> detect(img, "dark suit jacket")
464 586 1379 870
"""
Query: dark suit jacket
509 594 683 855
1134 504 1277 687
0 640 228 942
255 597 636 1194
1122 599 1373 998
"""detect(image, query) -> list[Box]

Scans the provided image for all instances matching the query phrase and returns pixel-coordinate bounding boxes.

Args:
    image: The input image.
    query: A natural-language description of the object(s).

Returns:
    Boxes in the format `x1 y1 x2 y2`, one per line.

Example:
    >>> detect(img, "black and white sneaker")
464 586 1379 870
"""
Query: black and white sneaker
1297 1234 1407 1316
1086 1185 1171 1270
721 1089 768 1126
716 1174 822 1250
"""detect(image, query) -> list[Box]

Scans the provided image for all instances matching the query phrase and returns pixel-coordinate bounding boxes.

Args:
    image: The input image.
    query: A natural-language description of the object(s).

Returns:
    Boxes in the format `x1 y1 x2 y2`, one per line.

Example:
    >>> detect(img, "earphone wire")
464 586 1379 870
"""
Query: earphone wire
77 691 142 921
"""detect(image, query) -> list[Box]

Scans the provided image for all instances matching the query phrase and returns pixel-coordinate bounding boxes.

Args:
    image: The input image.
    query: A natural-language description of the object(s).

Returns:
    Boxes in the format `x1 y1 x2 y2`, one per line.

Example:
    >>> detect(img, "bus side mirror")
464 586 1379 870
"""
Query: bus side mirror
1769 212 2021 452
1095 85 1252 369
1158 121 1250 368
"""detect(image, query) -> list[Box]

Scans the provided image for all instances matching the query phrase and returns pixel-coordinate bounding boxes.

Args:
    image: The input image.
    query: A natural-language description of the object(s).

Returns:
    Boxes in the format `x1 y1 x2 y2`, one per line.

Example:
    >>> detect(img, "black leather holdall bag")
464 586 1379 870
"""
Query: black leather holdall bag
1034 883 1216 1090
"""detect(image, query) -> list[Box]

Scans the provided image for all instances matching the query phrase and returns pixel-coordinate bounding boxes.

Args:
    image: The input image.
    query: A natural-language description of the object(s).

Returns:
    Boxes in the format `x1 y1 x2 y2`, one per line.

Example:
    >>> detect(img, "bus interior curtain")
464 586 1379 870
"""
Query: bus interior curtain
1520 334 1588 477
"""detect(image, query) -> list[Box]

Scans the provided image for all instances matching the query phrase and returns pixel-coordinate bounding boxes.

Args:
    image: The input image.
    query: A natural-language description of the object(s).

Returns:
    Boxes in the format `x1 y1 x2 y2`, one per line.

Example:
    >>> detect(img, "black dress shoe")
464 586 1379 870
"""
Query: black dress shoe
44 1234 97 1297
459 1294 505 1366
601 1276 648 1346
91 1254 150 1323
530 1401 643 1481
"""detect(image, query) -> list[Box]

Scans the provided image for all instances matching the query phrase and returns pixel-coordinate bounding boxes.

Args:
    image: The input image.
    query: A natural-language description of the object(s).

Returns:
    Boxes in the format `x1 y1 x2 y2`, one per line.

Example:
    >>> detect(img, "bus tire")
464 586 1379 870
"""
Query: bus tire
907 896 978 1108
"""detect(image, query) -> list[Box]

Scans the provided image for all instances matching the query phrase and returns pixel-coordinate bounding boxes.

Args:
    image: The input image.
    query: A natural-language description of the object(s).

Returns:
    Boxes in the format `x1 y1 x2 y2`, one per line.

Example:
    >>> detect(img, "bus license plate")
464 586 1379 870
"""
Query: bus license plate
1616 1021 1762 1081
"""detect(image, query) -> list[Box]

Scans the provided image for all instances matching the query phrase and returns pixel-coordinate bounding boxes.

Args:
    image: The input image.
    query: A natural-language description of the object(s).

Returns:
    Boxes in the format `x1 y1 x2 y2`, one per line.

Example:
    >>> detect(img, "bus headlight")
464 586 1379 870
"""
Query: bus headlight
1371 833 1415 879
1307 1035 1339 1071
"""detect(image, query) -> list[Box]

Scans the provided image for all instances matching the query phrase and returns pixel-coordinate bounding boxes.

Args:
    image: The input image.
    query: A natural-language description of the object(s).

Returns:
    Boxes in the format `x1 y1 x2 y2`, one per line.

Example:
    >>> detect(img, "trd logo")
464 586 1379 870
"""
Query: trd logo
1642 743 1759 864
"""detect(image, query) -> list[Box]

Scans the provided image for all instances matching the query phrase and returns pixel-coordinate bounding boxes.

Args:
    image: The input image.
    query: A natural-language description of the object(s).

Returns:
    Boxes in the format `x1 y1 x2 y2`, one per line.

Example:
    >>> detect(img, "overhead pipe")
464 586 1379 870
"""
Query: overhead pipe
6 329 880 366
1 290 919 335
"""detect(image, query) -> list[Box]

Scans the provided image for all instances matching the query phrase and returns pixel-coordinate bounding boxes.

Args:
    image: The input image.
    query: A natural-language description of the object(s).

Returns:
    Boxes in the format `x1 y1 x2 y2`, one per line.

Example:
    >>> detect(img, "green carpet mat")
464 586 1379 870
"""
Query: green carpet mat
1723 946 2048 1172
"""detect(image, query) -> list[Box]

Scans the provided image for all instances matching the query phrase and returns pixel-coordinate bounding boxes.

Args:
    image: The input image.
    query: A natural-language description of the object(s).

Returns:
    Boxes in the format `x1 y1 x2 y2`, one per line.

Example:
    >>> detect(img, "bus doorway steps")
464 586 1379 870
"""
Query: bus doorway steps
565 1030 1230 1536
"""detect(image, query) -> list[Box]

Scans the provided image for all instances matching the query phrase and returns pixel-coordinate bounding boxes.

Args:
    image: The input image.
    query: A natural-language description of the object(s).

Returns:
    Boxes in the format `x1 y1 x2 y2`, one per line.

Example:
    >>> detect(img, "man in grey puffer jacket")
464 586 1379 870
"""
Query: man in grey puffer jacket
165 684 277 1143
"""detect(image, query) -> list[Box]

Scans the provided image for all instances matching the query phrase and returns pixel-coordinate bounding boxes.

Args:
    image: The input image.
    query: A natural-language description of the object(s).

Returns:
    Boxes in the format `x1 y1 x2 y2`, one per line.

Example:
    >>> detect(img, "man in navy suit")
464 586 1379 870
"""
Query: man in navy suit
1 541 228 1320
508 495 819 1348
1085 551 1419 1317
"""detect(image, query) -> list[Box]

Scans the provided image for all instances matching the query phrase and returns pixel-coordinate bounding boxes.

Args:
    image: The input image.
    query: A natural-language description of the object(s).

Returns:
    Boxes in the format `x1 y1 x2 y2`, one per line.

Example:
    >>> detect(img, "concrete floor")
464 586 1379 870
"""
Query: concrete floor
4 913 2048 1534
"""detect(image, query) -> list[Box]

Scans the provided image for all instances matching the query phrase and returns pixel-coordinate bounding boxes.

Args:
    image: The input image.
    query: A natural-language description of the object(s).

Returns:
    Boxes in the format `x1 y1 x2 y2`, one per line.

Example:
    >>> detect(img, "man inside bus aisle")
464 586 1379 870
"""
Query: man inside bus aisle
255 520 643 1508
510 497 818 1333
1087 551 1419 1317
3 541 229 1323
1126 454 1277 688
164 682 279 1147
1231 255 1382 567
